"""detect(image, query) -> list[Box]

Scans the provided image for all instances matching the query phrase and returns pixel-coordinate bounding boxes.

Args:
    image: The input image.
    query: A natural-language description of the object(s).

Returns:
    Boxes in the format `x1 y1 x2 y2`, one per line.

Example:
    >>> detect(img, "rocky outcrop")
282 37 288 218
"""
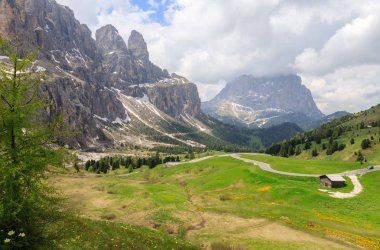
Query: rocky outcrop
146 76 201 118
95 25 169 89
95 24 200 118
128 30 149 62
203 74 324 128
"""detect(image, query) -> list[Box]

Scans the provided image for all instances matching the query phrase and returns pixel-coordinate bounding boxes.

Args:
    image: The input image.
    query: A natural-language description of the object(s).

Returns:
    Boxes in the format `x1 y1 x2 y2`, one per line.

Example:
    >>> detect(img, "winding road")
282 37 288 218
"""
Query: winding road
165 153 380 199
169 153 380 177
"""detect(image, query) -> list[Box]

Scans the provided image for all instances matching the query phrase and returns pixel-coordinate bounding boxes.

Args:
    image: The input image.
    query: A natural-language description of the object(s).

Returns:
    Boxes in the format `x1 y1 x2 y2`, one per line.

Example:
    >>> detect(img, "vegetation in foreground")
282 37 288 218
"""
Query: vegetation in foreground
53 156 380 249
42 215 197 250
0 37 66 249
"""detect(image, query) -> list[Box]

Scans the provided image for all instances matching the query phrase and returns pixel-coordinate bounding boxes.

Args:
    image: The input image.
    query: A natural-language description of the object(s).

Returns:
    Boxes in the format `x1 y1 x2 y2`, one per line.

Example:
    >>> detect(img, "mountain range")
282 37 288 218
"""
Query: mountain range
0 0 303 151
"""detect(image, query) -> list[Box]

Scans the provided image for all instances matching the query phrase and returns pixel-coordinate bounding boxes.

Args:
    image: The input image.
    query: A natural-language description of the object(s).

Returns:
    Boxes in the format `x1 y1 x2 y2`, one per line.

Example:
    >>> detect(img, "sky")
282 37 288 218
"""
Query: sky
56 0 380 114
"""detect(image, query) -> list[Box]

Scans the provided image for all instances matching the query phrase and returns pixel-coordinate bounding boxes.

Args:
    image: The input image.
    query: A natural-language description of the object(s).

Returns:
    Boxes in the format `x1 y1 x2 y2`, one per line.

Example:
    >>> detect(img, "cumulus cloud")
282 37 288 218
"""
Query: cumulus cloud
56 0 380 113
301 64 380 113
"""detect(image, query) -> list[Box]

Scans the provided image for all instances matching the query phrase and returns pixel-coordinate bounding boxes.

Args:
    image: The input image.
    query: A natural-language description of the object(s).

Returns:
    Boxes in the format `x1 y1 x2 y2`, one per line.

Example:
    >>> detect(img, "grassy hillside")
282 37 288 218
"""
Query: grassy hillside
267 104 380 164
53 156 380 249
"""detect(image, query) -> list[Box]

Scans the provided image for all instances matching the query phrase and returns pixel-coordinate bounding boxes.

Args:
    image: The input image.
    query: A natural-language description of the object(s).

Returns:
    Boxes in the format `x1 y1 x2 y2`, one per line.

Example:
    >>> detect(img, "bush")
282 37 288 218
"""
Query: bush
361 139 371 149
356 151 365 163
311 149 319 157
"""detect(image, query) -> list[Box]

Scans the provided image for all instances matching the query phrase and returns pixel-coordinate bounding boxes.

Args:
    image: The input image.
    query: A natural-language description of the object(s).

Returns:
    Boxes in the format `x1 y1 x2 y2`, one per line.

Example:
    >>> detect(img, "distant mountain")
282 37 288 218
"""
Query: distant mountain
0 0 300 151
202 74 325 129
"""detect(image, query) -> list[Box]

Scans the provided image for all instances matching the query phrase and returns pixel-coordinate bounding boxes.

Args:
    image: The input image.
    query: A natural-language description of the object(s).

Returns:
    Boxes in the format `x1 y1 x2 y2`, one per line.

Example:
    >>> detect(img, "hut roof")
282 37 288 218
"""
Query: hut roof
321 175 345 182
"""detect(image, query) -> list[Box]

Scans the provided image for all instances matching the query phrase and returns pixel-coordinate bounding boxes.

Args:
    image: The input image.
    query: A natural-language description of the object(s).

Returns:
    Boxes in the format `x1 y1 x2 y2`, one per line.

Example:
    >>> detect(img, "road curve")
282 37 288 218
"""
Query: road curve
328 175 363 199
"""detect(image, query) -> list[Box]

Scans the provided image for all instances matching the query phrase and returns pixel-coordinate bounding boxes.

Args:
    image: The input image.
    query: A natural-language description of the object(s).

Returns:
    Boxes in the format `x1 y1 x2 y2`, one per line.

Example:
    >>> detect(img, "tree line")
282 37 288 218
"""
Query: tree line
84 153 181 174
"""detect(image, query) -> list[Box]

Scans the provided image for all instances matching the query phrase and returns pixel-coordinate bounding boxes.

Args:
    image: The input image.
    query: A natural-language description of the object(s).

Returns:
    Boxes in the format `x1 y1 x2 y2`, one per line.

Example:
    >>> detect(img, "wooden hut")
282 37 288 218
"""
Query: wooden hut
319 175 346 188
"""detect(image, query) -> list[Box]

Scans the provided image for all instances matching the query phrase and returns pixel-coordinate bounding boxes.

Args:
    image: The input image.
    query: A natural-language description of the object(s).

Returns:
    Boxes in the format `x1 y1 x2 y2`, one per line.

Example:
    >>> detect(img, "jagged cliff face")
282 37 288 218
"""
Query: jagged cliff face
203 75 324 128
95 25 169 89
0 0 203 149
146 76 201 118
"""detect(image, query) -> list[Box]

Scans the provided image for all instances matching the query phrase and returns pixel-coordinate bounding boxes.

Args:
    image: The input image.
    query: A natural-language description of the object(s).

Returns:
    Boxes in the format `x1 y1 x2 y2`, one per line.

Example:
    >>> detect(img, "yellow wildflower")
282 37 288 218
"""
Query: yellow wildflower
19 233 26 237
8 231 15 236
258 186 272 192
4 238 11 243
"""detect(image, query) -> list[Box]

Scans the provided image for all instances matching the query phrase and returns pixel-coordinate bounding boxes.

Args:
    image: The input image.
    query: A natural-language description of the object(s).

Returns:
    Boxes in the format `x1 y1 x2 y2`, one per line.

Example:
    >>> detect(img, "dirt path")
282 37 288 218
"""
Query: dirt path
327 175 363 199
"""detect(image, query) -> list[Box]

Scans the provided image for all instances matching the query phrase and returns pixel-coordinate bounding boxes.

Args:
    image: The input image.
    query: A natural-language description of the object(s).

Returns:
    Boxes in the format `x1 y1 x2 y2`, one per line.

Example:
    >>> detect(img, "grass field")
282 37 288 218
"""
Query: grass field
240 154 367 174
52 156 380 249
42 216 197 250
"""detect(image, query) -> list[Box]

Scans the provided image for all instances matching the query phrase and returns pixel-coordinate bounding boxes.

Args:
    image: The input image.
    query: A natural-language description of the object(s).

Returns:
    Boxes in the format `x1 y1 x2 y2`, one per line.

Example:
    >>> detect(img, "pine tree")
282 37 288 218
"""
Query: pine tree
0 36 63 243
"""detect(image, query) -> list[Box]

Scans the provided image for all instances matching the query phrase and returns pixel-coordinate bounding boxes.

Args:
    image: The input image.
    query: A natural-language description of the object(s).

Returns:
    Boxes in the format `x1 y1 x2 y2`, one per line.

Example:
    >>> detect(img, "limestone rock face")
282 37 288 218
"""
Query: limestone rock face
146 76 201 118
203 74 324 128
0 0 204 148
128 30 149 62
96 24 128 52
95 25 169 88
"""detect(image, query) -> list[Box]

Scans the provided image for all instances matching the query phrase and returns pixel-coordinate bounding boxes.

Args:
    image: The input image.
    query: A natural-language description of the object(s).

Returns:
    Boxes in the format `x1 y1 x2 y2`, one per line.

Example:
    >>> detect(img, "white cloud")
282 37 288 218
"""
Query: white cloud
301 64 380 114
147 0 160 9
196 80 227 102
56 0 380 113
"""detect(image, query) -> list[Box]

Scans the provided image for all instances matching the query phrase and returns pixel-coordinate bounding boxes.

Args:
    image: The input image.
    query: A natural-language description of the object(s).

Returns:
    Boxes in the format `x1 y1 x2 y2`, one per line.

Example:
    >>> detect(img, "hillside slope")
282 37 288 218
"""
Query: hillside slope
267 104 380 165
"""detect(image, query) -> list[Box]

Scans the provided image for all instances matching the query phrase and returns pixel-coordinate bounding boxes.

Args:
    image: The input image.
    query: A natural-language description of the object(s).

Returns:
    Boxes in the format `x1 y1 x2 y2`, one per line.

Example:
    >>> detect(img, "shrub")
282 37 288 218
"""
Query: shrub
311 149 319 157
361 139 371 149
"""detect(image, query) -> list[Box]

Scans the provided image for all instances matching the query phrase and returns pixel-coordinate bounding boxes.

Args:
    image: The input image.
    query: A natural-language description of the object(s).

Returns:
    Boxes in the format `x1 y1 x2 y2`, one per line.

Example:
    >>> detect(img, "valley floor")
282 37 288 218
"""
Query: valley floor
50 154 380 249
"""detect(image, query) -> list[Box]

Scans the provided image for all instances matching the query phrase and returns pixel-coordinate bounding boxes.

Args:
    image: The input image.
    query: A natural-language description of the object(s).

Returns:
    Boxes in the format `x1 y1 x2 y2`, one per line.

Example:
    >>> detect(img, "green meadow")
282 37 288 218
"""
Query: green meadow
53 156 380 249
240 154 367 174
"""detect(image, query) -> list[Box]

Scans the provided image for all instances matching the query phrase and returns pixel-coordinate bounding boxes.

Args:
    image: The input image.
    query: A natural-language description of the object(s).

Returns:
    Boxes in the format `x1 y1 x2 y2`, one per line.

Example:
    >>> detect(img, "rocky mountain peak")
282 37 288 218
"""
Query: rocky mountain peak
128 30 149 61
203 74 324 129
95 24 127 52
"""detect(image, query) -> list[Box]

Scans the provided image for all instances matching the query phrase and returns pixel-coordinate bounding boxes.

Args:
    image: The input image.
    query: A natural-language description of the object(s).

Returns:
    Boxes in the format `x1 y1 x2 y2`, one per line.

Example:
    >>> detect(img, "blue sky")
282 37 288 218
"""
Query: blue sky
130 0 175 25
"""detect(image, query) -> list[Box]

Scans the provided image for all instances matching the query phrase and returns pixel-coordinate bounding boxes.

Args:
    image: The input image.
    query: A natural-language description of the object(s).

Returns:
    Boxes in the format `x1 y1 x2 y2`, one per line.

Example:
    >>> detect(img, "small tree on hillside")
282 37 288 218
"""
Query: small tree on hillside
356 151 365 164
295 146 302 156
